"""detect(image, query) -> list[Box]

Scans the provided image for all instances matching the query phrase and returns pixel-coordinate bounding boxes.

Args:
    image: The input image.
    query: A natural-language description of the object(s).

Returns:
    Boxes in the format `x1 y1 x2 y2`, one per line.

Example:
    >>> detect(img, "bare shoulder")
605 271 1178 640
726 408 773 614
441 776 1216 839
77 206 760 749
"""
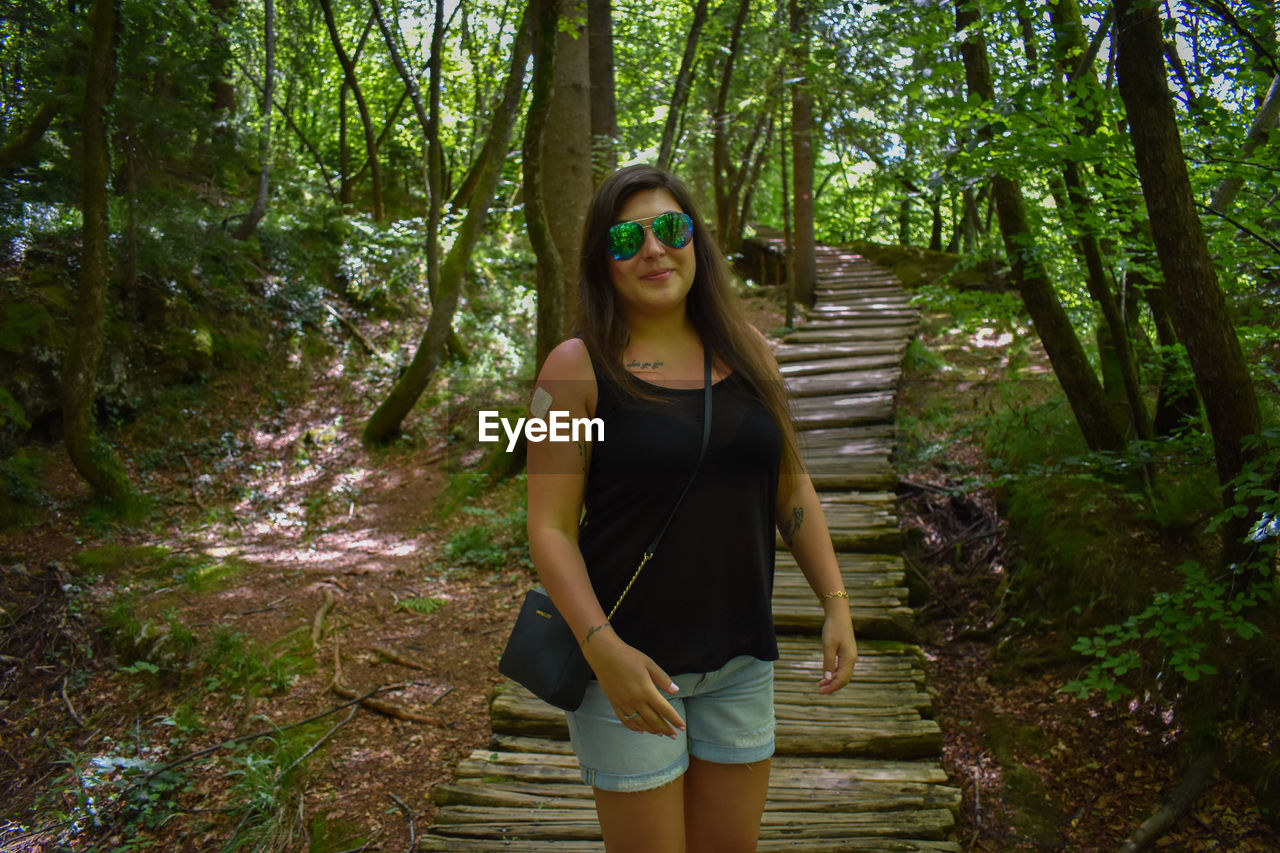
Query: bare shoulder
534 338 597 415
538 338 595 382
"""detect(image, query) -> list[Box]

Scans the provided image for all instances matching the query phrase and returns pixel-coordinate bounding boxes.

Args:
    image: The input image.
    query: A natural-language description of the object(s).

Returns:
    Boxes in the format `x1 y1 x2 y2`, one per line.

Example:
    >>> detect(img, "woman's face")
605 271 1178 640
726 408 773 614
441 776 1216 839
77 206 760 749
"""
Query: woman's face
607 188 697 321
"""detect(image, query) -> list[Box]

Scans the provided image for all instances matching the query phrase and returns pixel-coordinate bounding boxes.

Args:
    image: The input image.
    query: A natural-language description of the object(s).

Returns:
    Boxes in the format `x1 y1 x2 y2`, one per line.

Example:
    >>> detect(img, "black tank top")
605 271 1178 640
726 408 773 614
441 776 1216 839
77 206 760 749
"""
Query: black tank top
577 350 781 675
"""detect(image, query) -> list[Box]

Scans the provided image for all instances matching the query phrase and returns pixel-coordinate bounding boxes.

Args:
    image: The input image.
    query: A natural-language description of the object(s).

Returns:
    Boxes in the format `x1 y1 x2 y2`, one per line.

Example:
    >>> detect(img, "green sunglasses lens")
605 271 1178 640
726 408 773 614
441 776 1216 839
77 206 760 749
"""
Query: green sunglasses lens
652 212 693 250
608 212 694 260
608 222 645 260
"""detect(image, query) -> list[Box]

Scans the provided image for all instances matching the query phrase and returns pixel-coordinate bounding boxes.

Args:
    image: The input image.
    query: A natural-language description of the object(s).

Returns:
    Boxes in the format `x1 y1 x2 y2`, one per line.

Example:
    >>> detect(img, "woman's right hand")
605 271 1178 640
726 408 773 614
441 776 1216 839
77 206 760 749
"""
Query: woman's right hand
583 630 686 738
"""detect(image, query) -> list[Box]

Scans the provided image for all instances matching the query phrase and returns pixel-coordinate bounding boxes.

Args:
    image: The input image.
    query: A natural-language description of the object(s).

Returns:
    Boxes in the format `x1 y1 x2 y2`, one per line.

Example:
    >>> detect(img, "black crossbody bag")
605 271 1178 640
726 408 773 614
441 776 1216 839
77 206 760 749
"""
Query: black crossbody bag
499 349 714 711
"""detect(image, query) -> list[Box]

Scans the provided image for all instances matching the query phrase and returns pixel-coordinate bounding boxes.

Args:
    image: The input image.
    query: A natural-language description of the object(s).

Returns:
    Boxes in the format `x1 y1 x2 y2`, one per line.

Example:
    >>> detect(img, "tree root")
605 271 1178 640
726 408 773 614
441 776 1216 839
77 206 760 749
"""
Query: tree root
1118 750 1217 852
373 646 429 671
330 681 439 724
330 640 440 724
311 589 335 647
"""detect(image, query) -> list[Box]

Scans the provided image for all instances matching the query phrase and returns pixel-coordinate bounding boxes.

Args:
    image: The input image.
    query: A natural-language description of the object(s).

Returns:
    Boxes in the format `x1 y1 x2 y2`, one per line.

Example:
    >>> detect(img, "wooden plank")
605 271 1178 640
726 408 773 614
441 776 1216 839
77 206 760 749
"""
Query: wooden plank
791 391 897 429
457 747 955 785
779 354 904 376
785 368 902 398
778 504 900 553
773 341 906 363
429 806 954 841
436 771 957 813
784 327 915 345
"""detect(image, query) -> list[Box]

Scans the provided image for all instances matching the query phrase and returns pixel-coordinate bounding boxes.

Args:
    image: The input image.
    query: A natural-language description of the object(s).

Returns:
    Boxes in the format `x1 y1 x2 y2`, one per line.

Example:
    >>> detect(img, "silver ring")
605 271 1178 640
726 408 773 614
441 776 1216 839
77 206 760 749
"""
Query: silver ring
623 711 640 721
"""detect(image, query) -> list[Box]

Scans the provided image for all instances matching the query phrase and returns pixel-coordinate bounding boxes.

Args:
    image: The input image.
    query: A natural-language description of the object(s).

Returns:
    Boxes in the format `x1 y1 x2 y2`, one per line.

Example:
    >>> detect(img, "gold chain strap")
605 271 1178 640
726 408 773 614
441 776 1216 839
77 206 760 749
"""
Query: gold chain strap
606 552 652 621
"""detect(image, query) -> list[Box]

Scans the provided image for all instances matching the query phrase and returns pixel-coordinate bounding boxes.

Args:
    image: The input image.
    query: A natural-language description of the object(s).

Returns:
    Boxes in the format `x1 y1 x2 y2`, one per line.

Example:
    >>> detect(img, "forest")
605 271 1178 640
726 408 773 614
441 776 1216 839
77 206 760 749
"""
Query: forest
1 0 1278 849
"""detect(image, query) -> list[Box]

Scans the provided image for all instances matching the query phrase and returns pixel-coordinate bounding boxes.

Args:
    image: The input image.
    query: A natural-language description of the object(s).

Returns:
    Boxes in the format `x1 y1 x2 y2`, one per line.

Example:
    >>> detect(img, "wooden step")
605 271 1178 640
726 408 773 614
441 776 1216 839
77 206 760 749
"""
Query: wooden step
791 391 897 429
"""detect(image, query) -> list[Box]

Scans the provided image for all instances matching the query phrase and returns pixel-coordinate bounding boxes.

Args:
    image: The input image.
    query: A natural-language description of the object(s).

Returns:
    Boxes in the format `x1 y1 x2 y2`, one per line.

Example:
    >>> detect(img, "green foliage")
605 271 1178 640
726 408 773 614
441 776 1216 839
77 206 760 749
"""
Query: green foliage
397 596 446 615
439 505 531 572
1063 430 1280 702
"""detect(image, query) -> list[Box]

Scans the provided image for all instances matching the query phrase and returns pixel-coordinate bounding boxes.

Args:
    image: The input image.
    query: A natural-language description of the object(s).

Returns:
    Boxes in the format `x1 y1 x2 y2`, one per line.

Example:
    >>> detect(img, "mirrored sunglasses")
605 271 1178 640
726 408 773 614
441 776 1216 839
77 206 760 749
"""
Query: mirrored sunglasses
608 212 694 261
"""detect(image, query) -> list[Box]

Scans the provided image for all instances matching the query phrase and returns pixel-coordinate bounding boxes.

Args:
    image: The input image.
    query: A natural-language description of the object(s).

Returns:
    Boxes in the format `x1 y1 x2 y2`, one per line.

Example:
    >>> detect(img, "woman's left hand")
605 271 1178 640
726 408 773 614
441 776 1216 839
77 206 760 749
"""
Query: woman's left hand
818 606 857 694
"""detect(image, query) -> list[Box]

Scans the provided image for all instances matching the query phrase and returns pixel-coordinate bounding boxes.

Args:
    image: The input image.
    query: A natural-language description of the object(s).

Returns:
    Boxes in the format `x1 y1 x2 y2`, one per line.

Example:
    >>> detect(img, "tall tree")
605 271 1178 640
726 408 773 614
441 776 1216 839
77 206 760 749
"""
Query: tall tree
1048 0 1152 440
711 0 751 250
362 2 534 444
319 0 384 221
208 0 236 114
524 0 566 370
232 0 274 240
1114 0 1266 565
62 0 136 503
656 0 710 171
789 0 817 307
955 0 1123 452
542 0 593 335
587 0 618 181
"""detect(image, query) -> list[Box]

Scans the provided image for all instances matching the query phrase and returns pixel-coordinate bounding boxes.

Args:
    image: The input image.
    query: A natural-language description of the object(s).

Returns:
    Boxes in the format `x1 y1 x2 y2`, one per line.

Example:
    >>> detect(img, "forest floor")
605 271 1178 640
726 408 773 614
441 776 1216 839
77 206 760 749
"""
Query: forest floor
1 285 1277 851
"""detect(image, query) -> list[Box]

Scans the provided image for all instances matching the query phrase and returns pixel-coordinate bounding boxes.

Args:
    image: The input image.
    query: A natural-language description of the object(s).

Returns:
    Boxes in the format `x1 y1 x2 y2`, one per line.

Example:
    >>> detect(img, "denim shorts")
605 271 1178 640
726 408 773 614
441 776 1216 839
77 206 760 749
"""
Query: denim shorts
564 655 776 793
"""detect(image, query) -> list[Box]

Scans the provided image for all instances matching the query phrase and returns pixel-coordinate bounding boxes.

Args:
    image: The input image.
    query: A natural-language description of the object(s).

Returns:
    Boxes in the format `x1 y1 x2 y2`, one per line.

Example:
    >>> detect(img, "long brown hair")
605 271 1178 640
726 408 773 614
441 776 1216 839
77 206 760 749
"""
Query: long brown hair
576 164 802 475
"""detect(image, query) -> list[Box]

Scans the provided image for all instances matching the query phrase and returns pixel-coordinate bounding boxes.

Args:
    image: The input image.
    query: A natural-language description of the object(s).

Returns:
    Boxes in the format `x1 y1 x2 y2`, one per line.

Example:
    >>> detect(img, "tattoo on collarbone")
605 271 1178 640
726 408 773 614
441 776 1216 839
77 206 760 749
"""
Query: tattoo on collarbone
781 506 805 547
625 359 664 371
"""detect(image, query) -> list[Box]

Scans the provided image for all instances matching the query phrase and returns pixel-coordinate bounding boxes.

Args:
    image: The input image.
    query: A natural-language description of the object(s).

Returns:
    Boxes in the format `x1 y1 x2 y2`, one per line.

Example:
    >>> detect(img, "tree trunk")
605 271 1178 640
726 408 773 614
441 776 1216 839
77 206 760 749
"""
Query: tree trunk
789 0 817 308
587 0 618 182
62 0 135 503
1048 0 1152 440
1208 73 1280 214
370 0 448 364
208 0 236 114
362 2 534 444
339 83 352 206
657 0 710 170
0 99 60 172
956 0 1123 452
524 0 565 371
449 12 535 211
712 0 751 250
543 0 593 336
233 0 274 240
1115 0 1265 564
319 0 384 221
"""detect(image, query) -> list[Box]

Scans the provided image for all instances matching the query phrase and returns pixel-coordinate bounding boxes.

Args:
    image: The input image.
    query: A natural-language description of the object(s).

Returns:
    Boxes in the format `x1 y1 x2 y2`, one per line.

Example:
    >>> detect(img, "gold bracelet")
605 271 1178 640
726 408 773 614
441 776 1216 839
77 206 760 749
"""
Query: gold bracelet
818 590 849 603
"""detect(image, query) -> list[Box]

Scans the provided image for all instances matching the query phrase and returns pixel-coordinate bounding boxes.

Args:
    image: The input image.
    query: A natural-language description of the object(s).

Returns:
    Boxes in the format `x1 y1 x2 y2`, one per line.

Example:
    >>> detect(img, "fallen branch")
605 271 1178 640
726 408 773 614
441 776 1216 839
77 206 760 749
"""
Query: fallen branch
331 681 439 724
312 589 336 647
430 685 454 706
373 646 430 671
322 300 395 365
1118 750 1217 852
331 642 437 724
59 676 85 727
388 793 417 853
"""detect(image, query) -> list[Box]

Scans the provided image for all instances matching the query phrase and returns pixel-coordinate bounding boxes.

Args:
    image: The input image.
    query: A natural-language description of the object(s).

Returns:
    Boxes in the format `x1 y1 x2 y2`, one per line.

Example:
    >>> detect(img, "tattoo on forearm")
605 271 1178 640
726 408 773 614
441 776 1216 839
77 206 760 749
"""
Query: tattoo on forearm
580 622 608 647
781 506 805 547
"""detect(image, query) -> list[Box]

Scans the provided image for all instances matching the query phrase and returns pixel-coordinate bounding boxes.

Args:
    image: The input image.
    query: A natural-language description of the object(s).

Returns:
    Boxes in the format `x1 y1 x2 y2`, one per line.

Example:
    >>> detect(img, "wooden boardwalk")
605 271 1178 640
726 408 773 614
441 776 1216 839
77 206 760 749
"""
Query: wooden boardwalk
421 236 960 851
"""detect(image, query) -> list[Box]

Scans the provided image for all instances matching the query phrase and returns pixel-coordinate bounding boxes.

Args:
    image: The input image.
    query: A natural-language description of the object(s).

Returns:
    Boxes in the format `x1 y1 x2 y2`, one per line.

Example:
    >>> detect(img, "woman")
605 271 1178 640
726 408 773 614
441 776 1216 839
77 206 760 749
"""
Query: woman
526 164 856 852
